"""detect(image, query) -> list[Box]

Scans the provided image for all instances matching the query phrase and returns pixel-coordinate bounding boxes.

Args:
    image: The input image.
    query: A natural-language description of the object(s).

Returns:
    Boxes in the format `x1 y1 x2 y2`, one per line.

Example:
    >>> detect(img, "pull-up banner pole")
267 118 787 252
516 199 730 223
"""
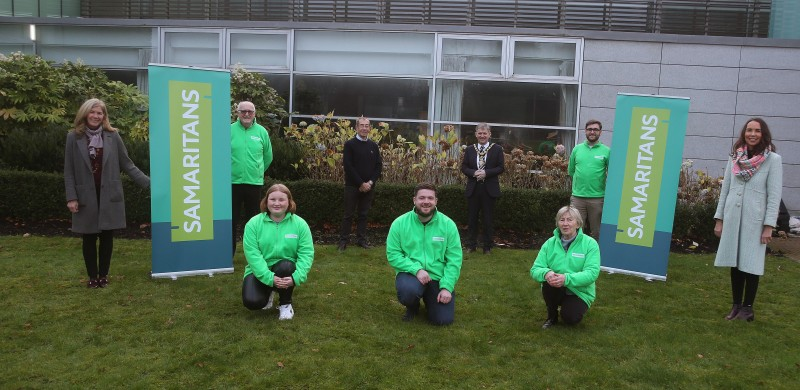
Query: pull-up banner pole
148 64 232 279
599 93 690 281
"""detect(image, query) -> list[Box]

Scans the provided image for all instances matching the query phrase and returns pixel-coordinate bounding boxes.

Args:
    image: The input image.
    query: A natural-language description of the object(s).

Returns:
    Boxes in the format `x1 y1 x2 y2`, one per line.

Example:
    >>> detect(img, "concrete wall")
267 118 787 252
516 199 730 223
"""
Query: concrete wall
580 39 800 215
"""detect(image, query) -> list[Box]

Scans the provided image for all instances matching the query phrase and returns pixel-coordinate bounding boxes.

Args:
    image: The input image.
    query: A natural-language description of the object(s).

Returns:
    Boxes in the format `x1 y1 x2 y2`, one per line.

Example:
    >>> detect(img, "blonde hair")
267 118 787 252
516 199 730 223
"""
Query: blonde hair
260 184 297 214
555 206 583 229
73 98 117 134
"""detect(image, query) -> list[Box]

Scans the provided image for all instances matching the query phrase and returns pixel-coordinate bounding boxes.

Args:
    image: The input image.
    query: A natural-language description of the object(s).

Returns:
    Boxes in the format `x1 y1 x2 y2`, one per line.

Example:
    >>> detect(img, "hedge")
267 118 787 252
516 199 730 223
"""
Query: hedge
0 169 716 242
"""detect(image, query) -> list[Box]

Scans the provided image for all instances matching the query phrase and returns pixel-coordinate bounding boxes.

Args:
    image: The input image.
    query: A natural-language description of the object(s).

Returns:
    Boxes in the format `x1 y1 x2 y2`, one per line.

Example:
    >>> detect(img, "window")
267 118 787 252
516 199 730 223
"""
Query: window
228 30 289 70
511 39 579 79
439 36 504 76
163 30 222 68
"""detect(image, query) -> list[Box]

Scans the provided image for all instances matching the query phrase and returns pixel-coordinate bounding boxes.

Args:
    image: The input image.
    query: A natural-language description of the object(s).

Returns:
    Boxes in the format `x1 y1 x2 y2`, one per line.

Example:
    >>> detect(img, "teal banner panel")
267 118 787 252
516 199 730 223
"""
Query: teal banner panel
149 64 232 278
599 94 690 281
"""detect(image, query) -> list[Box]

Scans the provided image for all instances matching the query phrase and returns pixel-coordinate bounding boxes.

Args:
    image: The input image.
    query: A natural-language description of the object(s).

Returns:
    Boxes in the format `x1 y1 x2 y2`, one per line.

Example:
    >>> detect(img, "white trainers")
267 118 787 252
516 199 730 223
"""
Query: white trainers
278 304 294 320
262 291 275 310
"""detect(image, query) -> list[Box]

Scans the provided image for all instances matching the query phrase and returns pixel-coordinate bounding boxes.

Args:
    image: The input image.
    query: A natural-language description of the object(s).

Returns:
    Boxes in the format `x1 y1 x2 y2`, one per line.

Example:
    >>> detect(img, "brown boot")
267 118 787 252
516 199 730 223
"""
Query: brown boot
724 303 741 320
734 306 754 322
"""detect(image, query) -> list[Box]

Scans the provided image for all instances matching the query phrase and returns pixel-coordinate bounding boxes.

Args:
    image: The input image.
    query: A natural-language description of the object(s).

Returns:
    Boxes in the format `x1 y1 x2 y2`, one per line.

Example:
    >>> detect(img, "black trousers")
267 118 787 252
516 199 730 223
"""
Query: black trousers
82 230 114 279
339 185 376 245
467 183 496 250
242 260 297 310
730 267 760 306
541 283 589 325
232 184 262 256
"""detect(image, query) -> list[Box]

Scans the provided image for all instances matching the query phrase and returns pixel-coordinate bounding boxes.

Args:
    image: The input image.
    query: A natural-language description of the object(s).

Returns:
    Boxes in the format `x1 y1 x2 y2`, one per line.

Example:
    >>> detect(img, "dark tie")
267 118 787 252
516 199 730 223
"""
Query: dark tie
479 145 486 169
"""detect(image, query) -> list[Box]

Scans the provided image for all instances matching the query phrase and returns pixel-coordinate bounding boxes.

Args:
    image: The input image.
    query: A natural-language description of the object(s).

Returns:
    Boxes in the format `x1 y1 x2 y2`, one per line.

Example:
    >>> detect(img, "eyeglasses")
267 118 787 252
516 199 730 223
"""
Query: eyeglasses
585 128 601 132
238 110 255 115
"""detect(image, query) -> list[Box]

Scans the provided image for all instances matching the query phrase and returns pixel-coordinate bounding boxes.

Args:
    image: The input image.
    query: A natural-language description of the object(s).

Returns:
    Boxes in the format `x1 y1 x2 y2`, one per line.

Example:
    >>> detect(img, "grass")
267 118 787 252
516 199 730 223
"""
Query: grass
1 235 799 389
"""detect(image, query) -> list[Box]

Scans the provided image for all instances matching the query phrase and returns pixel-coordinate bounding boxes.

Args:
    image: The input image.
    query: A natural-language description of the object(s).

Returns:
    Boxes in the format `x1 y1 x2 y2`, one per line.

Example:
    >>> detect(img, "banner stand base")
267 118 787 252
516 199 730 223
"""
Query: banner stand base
601 266 665 282
152 268 234 280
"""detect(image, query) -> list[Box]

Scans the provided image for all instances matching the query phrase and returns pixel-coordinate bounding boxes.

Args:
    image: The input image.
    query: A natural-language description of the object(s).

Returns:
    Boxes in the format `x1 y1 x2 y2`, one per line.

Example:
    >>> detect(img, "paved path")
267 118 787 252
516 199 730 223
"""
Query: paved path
768 235 800 262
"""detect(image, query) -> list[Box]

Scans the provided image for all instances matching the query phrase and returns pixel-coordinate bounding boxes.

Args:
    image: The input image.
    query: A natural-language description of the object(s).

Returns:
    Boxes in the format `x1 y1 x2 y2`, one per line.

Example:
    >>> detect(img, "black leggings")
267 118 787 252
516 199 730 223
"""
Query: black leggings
730 267 760 307
541 283 589 325
242 260 296 310
82 230 114 280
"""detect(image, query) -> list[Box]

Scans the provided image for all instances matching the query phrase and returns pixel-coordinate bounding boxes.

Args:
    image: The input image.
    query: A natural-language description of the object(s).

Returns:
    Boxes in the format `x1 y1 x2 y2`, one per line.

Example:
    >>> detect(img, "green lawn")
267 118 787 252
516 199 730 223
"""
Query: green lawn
1 235 798 388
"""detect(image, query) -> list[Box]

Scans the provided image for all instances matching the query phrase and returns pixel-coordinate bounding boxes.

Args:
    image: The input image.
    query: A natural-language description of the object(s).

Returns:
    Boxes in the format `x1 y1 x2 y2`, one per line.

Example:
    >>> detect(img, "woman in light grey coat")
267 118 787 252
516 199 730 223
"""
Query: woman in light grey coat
713 118 782 322
64 98 150 288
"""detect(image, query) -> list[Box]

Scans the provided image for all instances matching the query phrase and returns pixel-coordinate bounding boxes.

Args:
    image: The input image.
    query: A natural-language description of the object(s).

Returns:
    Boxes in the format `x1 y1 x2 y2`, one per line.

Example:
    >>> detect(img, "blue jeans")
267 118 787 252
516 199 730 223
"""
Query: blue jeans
395 272 455 325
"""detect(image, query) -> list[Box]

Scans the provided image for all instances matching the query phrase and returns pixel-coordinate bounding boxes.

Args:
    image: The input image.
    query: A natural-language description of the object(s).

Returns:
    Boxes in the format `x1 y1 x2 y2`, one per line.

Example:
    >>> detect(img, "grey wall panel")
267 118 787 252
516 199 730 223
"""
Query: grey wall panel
733 115 800 142
685 113 737 138
683 135 732 164
662 43 740 67
583 40 662 63
740 46 800 70
580 85 659 108
578 107 617 133
738 68 800 94
660 64 739 91
658 88 738 114
736 92 800 117
582 61 661 87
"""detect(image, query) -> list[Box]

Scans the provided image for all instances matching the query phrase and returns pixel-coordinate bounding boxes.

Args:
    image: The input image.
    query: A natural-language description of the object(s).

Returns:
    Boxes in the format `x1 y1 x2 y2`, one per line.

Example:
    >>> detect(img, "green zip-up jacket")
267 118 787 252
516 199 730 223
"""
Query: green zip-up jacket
231 118 273 185
530 228 601 307
568 141 610 198
243 212 314 287
386 208 462 292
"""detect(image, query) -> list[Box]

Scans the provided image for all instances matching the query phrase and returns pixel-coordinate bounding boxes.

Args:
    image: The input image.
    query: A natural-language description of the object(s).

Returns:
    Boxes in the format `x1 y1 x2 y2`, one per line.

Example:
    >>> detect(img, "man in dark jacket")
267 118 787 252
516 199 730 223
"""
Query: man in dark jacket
338 116 382 251
461 123 505 254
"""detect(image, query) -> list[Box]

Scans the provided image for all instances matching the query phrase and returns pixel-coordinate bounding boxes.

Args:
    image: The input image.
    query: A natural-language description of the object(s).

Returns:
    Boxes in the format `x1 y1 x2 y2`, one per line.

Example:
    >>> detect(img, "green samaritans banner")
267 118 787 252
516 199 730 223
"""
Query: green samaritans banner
599 94 690 281
149 64 232 278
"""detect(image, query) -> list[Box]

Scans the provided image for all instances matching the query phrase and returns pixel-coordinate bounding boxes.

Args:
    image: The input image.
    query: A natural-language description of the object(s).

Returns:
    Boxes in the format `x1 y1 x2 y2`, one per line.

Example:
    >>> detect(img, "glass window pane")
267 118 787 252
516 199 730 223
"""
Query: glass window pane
435 80 578 127
294 31 434 76
441 38 502 74
230 32 288 69
293 76 430 120
164 31 220 68
513 41 576 77
0 24 34 55
457 124 574 157
37 25 153 68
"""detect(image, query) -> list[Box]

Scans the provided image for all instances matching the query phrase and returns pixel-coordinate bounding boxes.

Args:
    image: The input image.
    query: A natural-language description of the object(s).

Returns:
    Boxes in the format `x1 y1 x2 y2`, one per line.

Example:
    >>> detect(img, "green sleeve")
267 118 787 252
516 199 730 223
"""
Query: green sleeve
243 217 275 286
291 218 315 285
438 221 463 292
567 148 576 177
530 243 552 283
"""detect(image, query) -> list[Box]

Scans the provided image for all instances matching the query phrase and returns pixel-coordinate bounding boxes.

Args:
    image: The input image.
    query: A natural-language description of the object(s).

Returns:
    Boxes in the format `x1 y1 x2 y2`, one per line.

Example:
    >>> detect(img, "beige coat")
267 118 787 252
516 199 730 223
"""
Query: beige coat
64 130 149 234
714 153 782 275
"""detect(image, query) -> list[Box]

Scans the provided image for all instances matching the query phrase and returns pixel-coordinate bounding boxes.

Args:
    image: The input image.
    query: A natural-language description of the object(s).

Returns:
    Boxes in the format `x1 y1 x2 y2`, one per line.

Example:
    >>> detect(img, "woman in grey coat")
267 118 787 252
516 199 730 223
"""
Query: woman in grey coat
64 99 150 288
713 118 782 322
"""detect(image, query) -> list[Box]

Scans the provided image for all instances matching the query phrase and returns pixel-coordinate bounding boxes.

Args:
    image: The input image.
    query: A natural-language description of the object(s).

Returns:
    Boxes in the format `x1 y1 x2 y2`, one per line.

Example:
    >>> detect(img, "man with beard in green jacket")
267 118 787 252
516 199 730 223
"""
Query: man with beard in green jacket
386 183 463 325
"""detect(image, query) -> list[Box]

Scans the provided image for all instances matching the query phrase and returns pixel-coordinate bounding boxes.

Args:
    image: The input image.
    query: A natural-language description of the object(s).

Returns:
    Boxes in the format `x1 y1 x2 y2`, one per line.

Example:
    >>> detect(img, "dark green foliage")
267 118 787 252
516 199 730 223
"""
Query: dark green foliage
0 124 67 172
0 170 716 241
267 136 307 181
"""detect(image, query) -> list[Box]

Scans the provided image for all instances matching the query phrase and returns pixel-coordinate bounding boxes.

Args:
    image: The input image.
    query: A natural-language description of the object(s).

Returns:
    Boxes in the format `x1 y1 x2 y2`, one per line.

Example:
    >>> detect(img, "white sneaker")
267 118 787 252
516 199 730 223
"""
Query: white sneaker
262 291 275 310
278 304 294 320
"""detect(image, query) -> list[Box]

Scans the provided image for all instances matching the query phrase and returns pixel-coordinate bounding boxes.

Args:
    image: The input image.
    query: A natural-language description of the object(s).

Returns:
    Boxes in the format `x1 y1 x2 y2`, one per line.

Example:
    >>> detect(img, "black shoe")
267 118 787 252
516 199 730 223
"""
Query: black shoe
483 248 492 255
735 306 754 322
337 243 347 252
402 307 419 322
542 317 558 329
357 242 372 249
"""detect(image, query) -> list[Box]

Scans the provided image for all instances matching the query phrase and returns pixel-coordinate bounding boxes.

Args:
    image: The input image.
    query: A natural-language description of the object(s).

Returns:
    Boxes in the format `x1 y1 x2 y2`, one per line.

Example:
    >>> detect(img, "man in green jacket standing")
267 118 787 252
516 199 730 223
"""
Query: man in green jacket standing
231 101 273 256
386 183 463 325
568 119 610 239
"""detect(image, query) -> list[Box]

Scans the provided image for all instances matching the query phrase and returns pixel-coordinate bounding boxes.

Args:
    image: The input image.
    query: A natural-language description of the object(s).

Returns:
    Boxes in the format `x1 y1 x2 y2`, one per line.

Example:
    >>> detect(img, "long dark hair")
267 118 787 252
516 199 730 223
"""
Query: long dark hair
731 117 776 156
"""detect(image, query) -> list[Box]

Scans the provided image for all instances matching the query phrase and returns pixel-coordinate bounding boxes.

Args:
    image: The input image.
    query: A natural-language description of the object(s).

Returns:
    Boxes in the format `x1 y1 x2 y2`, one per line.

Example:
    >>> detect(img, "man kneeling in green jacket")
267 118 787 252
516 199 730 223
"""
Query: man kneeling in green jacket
386 183 463 325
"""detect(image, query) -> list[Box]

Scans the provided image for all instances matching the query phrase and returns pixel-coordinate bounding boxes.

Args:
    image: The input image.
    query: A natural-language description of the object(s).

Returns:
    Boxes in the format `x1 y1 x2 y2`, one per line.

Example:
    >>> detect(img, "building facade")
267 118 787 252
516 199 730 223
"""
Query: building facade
1 1 798 213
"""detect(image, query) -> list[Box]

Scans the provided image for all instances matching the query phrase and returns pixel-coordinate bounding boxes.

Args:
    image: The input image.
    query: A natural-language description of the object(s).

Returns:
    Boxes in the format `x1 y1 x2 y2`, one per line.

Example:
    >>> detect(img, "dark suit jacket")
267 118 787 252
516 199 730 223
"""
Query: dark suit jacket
461 143 505 198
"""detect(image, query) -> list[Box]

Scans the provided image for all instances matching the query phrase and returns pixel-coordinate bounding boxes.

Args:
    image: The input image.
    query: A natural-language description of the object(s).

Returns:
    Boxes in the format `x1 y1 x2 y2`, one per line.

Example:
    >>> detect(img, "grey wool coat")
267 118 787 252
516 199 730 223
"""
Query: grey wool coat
714 152 782 275
64 130 150 234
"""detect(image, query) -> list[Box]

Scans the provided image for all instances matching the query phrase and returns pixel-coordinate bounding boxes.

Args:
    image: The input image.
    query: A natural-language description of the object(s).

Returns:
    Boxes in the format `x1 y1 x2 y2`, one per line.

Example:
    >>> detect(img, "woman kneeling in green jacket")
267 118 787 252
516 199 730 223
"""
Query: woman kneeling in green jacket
242 184 314 320
531 205 600 329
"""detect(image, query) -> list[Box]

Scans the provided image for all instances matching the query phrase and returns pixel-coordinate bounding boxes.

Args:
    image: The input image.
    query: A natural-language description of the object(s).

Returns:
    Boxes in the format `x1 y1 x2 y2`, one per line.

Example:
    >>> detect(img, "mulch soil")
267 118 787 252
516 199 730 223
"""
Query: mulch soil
1 216 716 254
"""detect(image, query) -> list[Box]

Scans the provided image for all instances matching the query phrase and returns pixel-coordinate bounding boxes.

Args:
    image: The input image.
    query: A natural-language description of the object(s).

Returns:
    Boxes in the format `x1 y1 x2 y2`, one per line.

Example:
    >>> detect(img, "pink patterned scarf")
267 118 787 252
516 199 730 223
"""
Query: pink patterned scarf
731 147 769 181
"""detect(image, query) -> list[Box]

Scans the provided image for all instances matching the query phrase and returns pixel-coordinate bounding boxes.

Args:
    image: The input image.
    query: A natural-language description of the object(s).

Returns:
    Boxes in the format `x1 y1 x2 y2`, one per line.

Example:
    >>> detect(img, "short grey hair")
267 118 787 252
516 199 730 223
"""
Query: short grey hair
555 206 583 228
475 122 491 133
